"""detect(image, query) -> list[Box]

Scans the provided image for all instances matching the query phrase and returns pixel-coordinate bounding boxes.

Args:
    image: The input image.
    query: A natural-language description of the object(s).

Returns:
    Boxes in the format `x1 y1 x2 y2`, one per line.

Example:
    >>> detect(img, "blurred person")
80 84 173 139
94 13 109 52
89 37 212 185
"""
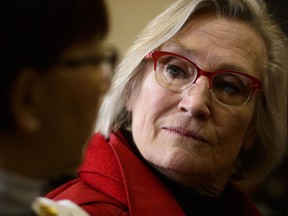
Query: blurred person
46 0 288 215
0 0 114 215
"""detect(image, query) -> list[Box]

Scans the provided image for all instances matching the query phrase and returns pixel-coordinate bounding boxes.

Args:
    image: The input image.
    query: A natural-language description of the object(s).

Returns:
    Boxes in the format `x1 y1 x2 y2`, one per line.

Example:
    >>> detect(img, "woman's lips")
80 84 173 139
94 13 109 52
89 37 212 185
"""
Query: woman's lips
163 127 208 143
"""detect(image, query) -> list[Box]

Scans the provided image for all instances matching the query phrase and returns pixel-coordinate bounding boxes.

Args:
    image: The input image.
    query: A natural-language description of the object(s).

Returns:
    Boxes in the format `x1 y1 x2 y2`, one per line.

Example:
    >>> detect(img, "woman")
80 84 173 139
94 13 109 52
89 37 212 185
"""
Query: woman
47 0 288 215
0 0 114 215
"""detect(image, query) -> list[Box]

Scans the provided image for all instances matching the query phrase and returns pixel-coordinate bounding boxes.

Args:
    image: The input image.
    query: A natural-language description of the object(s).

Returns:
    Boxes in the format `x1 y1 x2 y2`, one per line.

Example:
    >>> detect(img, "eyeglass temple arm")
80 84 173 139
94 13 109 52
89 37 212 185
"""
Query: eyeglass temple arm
145 51 154 59
145 51 158 71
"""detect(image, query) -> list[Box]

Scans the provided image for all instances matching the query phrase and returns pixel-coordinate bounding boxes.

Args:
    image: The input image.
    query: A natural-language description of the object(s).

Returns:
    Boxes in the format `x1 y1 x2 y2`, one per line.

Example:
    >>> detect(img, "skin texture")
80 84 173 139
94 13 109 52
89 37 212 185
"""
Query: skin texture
1 38 112 179
127 13 267 196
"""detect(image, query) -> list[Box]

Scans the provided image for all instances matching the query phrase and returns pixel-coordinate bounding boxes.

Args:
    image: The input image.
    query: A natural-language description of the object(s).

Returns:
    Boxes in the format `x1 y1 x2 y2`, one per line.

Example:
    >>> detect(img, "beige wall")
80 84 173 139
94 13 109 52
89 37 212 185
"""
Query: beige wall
106 0 176 59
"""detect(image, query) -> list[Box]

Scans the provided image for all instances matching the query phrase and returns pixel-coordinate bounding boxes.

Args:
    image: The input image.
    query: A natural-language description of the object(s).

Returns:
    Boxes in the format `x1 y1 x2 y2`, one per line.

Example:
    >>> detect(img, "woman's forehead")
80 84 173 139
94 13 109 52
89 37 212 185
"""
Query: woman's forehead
161 16 267 78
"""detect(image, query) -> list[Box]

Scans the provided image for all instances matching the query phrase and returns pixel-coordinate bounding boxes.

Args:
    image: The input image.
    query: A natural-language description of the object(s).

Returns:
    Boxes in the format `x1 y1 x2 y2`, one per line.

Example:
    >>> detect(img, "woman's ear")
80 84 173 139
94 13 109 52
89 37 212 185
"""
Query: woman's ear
10 69 41 133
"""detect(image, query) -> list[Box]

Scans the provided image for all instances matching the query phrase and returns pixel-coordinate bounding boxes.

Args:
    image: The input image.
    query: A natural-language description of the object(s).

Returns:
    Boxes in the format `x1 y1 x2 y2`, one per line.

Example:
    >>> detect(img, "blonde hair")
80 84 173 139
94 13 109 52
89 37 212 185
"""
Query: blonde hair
96 0 288 181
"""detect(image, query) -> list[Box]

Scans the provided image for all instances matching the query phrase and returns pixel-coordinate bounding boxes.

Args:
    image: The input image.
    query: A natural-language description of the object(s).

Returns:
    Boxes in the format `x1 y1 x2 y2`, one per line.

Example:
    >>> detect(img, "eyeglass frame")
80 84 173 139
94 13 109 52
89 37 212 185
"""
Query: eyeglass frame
56 47 118 68
145 50 262 106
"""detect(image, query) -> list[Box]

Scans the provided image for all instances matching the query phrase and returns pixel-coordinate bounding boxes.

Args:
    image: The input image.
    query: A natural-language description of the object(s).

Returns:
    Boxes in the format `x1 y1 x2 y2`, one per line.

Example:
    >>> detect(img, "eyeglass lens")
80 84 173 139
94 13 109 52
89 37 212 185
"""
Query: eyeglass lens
155 54 253 106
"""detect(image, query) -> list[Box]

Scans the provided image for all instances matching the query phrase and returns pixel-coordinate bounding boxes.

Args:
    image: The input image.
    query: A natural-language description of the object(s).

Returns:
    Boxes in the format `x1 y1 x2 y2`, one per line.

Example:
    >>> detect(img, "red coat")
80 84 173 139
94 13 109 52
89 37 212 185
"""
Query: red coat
46 132 262 216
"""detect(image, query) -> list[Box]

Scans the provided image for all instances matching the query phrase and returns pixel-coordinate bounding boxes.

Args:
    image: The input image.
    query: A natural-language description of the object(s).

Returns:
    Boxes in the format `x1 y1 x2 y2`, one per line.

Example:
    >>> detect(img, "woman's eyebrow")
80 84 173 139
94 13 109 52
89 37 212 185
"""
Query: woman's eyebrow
212 63 247 73
166 39 250 73
164 39 199 55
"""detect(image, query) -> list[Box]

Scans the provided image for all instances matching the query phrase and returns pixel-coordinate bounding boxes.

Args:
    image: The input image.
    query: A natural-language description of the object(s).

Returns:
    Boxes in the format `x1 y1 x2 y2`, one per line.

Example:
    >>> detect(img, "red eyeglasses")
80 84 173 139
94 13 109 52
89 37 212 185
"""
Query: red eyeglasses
146 50 262 106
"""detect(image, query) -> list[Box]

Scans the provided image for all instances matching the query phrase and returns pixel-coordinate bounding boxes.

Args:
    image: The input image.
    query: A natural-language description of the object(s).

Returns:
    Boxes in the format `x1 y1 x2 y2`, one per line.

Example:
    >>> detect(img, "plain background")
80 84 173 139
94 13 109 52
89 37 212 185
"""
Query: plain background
106 0 176 58
106 0 288 60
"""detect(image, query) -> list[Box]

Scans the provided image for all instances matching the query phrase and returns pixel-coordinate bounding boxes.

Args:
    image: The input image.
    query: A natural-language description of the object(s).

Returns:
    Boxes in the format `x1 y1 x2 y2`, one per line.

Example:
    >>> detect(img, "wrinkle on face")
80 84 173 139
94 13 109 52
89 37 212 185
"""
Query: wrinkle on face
176 13 267 77
199 23 263 71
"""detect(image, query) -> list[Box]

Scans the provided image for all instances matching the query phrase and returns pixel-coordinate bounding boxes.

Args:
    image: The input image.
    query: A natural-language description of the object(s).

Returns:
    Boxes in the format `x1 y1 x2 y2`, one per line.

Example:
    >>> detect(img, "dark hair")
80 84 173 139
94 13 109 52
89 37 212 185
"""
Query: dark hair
0 0 109 130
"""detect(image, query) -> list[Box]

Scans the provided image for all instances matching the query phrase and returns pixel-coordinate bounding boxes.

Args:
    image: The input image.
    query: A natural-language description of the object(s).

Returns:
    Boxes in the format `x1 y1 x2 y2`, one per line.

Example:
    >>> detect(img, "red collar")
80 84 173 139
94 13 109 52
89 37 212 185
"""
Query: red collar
78 132 184 215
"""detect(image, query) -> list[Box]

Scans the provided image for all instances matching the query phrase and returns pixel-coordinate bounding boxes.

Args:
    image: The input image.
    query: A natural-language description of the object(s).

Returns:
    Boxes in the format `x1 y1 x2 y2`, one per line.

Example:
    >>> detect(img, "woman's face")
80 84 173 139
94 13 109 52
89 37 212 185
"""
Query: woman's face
128 14 266 195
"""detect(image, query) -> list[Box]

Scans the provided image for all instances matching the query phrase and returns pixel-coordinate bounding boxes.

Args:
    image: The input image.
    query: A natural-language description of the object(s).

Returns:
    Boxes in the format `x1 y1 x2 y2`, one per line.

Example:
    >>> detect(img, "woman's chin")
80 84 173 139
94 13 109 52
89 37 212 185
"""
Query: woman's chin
151 155 200 176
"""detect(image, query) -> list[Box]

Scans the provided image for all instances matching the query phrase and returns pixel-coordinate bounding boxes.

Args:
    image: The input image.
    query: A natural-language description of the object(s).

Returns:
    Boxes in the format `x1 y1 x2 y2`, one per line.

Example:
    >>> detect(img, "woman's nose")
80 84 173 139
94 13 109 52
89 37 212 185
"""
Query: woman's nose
178 76 211 119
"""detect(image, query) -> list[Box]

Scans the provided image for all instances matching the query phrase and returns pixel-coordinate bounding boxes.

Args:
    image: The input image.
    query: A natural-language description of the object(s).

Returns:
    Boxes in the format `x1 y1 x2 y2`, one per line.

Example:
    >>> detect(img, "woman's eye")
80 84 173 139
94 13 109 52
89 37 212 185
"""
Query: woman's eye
166 65 185 77
165 64 189 79
212 73 247 95
215 81 241 94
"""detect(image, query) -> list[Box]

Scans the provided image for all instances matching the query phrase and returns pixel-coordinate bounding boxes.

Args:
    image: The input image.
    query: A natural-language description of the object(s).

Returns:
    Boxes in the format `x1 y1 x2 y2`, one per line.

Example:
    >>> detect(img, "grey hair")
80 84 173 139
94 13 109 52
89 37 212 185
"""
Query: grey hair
96 0 288 181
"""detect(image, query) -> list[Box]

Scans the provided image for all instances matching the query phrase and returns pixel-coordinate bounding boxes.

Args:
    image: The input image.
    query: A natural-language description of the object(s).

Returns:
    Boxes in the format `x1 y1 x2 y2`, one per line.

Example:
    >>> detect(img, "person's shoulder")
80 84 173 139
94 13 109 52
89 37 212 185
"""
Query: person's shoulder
45 178 129 216
45 178 82 200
